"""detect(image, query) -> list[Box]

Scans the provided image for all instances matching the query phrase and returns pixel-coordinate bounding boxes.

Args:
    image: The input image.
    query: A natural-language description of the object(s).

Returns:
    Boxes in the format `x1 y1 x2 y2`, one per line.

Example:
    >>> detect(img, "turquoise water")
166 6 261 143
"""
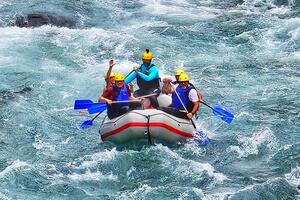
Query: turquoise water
0 0 299 199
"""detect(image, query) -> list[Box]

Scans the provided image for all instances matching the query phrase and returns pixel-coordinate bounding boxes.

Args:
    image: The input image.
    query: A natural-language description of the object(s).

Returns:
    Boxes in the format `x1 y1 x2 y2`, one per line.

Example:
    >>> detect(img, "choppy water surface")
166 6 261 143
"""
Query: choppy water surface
0 0 299 199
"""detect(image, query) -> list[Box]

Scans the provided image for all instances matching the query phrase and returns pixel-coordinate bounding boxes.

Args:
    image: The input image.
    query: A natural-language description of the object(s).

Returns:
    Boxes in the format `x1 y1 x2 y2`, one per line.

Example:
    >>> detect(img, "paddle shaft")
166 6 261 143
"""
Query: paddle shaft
200 100 224 116
91 112 101 122
199 100 212 109
109 93 158 104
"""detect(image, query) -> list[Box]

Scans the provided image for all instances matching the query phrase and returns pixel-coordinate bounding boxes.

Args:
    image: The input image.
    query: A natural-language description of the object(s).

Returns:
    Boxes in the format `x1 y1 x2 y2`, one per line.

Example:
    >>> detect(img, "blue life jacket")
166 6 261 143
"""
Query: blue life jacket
171 86 194 112
113 85 129 107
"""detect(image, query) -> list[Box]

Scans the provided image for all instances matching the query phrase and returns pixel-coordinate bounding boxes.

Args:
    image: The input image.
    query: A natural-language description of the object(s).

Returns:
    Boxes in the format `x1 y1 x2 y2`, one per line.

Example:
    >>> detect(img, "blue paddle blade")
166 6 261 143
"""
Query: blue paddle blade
88 103 107 114
80 119 93 128
213 104 234 124
194 131 210 146
74 100 94 109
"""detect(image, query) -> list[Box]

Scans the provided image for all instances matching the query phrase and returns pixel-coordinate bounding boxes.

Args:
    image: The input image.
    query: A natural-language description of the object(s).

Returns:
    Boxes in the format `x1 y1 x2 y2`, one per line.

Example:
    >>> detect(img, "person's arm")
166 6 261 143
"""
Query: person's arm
136 66 159 81
186 89 199 119
127 84 144 103
129 83 134 93
197 90 203 102
98 88 113 105
188 101 199 118
105 59 115 81
186 101 199 119
124 71 137 84
99 96 113 105
189 82 203 102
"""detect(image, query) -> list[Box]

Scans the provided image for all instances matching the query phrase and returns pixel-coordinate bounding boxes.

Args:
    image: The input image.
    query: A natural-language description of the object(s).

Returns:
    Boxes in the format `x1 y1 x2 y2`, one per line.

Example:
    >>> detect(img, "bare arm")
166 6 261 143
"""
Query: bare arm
187 101 199 119
98 88 113 104
105 59 115 81
197 90 203 102
191 101 199 115
99 95 112 105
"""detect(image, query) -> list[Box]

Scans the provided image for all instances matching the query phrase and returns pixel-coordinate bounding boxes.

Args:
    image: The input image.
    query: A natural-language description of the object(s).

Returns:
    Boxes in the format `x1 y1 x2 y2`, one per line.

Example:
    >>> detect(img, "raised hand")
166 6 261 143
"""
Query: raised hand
133 66 139 73
109 59 115 68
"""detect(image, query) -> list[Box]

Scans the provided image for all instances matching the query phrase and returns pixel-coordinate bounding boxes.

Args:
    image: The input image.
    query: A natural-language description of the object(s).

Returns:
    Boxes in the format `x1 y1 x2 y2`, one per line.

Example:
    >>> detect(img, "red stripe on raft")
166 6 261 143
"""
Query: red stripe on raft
101 122 194 139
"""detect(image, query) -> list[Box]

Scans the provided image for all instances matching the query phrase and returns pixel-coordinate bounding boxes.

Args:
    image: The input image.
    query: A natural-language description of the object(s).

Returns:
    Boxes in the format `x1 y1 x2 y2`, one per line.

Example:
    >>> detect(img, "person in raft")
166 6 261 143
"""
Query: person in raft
161 69 185 94
124 49 160 108
162 69 203 103
99 73 143 119
159 73 199 120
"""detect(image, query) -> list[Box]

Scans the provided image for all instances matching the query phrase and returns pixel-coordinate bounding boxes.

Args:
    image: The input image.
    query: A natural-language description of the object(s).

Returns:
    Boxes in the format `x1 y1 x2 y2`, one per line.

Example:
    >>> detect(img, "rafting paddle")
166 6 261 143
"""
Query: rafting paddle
88 100 134 114
74 100 94 109
200 100 234 124
77 90 159 128
80 105 108 128
80 99 141 129
87 93 159 114
187 83 234 123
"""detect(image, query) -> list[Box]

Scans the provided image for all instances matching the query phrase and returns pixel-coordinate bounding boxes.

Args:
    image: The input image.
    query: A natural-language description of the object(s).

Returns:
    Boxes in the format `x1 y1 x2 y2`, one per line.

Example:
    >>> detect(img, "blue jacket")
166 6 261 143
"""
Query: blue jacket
125 64 160 91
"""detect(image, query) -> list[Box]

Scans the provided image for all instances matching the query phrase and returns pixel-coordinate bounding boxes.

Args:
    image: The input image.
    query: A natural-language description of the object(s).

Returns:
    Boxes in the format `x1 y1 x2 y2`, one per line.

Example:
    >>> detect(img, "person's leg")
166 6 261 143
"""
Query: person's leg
118 106 129 116
107 107 116 119
157 106 175 115
133 89 144 97
129 102 142 110
107 106 128 119
148 88 160 108
149 95 159 108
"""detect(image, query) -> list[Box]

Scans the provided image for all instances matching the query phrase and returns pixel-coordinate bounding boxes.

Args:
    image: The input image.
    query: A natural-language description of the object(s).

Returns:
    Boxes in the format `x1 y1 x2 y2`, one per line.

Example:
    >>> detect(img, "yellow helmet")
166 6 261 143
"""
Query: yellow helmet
141 49 153 60
109 72 116 78
175 69 185 76
115 73 125 81
178 74 190 82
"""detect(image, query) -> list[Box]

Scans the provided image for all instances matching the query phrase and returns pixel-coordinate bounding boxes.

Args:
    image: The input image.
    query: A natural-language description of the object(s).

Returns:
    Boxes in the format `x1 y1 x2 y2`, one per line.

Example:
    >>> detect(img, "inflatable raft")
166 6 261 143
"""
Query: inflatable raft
99 108 209 145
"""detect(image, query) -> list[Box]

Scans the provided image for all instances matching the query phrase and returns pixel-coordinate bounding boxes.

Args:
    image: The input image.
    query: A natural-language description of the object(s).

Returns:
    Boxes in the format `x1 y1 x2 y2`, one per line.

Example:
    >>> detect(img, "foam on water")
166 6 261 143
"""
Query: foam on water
71 148 119 169
68 170 117 181
285 166 300 188
0 0 299 198
140 0 220 21
0 192 12 200
227 128 279 158
228 177 299 199
157 144 228 183
117 184 154 199
33 137 56 151
0 160 30 178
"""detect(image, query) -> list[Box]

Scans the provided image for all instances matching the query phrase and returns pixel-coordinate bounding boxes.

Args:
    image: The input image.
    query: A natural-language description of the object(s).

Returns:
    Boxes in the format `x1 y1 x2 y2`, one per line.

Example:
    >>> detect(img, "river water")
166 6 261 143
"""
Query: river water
0 0 299 199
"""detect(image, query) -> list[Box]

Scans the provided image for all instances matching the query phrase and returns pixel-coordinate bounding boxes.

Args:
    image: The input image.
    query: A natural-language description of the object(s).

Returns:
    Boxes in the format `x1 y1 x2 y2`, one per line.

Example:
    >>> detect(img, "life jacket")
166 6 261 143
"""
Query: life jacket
171 86 194 112
112 85 129 107
136 64 160 91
